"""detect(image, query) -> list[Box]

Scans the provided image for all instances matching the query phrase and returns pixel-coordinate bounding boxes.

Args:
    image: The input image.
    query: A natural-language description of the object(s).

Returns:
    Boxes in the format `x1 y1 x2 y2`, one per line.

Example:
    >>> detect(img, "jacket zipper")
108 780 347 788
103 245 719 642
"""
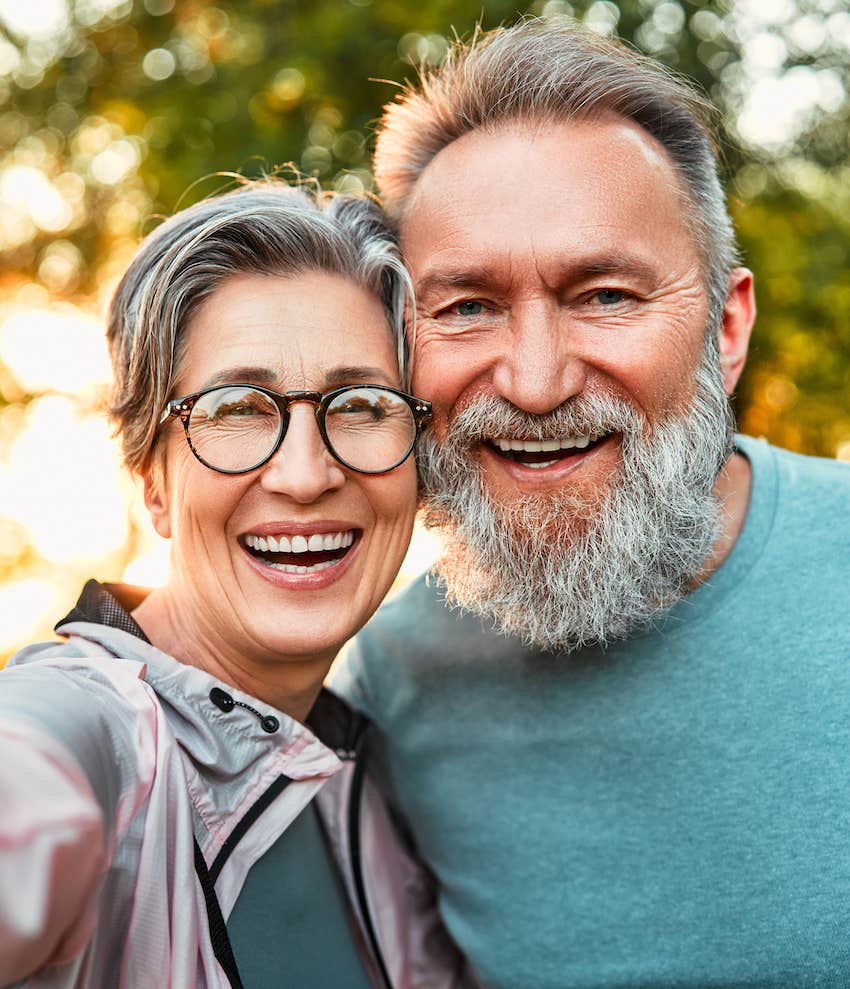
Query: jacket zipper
194 773 292 987
348 752 395 989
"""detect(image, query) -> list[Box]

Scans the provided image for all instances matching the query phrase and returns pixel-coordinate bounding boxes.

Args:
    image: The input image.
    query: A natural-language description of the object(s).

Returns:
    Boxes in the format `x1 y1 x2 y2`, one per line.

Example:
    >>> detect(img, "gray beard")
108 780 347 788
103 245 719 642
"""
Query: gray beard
417 338 736 653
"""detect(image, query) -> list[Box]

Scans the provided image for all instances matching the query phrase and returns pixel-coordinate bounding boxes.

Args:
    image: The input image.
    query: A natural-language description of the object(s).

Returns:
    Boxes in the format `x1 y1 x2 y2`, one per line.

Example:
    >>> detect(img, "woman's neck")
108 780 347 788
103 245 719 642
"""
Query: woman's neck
131 586 335 725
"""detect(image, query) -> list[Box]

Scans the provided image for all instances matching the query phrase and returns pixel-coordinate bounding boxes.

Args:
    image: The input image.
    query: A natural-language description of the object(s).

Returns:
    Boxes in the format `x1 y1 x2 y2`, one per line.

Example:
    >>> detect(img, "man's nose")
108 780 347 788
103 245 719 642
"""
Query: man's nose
491 300 586 414
259 405 345 502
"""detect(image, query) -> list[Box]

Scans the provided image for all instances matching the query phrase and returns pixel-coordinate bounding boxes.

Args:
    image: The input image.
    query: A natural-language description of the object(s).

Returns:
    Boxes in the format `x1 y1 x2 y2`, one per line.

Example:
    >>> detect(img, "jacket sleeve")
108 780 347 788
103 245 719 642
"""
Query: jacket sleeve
0 659 155 983
0 721 107 982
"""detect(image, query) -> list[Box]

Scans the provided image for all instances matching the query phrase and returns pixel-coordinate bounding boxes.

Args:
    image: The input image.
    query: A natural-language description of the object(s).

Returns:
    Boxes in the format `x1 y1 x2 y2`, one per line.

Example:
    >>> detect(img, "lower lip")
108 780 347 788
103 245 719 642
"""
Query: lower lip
481 434 618 485
239 536 360 590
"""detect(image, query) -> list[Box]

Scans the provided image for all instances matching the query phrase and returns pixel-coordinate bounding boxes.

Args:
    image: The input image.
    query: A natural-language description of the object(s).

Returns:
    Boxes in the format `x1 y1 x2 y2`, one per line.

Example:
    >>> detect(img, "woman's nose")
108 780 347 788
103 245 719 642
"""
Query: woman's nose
258 405 346 502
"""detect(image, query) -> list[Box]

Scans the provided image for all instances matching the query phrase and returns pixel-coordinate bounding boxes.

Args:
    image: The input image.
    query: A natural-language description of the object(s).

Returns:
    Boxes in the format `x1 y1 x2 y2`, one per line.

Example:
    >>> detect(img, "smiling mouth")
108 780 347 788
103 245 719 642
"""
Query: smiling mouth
241 529 358 574
485 431 611 469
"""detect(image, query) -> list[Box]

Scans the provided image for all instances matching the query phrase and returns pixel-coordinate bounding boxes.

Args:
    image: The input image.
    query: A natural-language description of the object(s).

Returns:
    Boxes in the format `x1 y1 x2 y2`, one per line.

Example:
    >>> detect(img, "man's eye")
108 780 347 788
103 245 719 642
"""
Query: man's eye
455 300 484 316
592 289 627 306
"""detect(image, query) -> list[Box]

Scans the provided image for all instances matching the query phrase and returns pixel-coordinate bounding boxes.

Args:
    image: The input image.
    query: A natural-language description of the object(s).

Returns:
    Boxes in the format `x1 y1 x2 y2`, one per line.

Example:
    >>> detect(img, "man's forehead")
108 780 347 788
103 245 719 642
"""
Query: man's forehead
399 116 697 282
401 115 678 216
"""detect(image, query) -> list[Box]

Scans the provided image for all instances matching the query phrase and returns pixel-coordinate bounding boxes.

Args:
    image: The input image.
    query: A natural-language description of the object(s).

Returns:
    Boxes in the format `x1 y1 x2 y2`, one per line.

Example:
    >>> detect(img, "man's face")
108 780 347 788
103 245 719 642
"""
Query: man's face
400 117 743 651
403 117 710 517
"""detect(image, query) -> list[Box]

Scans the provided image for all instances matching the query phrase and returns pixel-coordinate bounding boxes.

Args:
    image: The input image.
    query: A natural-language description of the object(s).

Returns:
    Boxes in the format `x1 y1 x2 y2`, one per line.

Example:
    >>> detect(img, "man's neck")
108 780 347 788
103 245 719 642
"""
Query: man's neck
695 449 752 586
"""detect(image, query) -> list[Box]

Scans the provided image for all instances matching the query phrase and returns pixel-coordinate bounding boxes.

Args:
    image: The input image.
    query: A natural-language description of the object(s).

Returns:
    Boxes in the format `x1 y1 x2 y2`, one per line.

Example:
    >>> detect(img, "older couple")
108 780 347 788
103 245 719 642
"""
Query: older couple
2 16 849 989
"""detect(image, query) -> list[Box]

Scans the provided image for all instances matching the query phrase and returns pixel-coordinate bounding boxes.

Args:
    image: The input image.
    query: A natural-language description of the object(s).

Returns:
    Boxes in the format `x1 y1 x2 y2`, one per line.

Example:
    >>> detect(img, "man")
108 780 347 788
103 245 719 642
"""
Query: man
335 18 850 988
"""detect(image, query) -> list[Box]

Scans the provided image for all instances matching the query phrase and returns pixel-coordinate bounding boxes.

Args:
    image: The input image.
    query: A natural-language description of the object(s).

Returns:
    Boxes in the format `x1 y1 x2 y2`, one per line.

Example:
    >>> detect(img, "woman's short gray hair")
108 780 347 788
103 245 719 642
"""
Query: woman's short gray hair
374 17 740 334
107 180 411 474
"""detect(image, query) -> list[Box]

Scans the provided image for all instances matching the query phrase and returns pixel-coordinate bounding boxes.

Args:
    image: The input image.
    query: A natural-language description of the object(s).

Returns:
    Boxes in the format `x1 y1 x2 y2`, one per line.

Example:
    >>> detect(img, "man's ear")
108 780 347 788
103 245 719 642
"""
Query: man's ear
718 267 756 396
142 457 172 540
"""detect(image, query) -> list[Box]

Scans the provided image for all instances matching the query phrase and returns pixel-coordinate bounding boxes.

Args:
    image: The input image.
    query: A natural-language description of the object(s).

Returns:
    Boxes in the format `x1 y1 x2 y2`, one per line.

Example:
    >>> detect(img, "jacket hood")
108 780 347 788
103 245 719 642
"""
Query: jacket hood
11 580 367 793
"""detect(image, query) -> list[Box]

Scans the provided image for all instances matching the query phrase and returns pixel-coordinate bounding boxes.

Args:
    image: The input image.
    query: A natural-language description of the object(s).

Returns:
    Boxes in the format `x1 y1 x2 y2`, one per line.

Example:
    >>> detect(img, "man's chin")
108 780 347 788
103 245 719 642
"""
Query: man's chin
416 356 732 653
472 474 616 542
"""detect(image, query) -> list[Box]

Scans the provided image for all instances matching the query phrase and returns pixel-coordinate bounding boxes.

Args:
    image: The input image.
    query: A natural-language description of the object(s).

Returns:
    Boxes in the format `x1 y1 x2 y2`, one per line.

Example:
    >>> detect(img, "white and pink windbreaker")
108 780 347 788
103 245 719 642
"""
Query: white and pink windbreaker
0 581 473 989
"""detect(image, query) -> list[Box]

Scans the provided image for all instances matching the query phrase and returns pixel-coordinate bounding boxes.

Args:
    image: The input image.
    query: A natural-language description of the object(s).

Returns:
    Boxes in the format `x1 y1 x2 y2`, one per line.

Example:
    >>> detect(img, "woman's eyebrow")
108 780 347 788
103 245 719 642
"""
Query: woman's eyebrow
200 365 396 390
322 365 396 387
202 366 279 388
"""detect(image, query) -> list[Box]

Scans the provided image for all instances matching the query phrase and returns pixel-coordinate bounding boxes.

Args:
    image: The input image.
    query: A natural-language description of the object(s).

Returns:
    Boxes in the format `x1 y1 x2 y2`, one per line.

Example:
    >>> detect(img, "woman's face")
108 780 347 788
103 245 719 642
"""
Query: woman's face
145 270 418 668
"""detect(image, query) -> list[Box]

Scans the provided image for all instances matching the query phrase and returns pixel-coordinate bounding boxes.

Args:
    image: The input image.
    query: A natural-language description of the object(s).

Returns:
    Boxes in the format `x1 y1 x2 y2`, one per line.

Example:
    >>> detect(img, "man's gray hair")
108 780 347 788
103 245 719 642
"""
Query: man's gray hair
374 16 740 329
107 180 411 474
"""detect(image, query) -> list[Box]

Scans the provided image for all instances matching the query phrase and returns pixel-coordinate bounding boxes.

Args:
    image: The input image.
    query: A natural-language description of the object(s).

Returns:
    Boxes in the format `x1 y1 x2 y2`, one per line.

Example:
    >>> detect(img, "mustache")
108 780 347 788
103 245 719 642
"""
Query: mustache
439 392 644 447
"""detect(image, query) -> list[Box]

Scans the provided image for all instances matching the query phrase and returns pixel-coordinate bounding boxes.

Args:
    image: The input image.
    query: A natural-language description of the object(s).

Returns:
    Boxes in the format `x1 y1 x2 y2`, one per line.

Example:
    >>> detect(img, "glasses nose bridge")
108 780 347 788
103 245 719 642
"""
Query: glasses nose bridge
269 390 328 464
277 389 325 415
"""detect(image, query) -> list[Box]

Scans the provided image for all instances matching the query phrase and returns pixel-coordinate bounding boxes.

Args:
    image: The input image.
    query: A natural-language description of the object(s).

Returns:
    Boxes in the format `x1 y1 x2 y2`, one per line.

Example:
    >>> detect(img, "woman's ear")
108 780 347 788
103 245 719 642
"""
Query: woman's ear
142 455 172 540
719 268 756 396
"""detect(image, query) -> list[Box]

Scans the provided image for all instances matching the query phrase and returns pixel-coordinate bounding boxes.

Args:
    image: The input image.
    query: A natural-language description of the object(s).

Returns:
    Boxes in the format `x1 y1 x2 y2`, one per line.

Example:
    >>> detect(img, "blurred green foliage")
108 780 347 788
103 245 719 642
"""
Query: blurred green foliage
1 0 849 455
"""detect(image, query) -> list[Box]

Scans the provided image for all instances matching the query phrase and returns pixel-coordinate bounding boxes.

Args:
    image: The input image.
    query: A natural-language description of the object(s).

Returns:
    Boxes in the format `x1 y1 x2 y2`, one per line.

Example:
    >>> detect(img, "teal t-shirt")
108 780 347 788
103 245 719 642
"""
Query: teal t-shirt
227 802 373 989
337 436 850 989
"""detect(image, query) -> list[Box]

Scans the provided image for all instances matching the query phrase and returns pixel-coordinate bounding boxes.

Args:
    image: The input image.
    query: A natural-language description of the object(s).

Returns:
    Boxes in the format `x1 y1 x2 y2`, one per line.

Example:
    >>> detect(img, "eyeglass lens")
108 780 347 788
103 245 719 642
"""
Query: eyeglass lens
186 386 417 473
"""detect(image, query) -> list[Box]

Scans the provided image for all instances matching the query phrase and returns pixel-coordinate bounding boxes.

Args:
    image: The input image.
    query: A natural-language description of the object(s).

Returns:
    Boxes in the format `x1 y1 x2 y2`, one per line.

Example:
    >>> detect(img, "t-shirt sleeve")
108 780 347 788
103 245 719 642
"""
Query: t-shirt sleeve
0 662 153 982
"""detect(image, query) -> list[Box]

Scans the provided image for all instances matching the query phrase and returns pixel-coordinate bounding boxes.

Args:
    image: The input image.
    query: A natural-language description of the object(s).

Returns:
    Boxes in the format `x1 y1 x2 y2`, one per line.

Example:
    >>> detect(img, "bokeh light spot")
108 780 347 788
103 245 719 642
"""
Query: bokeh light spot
0 166 72 233
142 47 176 81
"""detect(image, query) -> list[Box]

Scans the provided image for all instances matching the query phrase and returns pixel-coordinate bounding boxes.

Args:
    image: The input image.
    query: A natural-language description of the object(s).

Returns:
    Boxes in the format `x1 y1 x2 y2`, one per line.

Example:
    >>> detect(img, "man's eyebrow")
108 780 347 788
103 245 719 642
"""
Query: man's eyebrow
575 253 658 282
415 270 494 298
415 254 659 298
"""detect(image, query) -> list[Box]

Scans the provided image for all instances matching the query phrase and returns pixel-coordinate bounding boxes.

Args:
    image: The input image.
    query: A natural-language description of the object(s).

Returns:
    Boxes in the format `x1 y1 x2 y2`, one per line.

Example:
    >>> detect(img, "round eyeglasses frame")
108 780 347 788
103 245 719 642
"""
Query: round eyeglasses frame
159 382 433 476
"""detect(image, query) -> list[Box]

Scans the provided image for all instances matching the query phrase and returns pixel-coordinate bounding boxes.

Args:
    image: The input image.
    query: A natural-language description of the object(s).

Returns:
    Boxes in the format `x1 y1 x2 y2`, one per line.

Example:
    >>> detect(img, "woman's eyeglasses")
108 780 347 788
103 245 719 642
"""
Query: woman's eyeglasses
159 383 433 475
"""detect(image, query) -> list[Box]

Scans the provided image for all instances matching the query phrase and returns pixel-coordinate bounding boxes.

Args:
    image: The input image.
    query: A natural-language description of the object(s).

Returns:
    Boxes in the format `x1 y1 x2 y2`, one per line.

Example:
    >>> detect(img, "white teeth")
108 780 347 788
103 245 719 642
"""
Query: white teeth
245 529 355 555
493 432 606 453
269 560 337 574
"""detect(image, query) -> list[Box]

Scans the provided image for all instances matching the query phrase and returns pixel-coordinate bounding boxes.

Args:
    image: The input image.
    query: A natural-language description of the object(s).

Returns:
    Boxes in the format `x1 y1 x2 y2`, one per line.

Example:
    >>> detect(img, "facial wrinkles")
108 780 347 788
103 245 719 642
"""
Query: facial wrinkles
417 333 735 653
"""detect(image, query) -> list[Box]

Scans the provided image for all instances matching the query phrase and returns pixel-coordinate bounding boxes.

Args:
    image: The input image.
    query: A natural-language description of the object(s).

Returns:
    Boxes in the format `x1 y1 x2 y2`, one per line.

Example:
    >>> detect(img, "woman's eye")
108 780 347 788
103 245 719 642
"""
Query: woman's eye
455 300 484 316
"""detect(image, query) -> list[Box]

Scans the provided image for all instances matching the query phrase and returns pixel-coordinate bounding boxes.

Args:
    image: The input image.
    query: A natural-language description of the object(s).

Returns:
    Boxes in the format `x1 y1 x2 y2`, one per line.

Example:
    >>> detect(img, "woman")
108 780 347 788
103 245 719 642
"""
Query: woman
0 183 459 988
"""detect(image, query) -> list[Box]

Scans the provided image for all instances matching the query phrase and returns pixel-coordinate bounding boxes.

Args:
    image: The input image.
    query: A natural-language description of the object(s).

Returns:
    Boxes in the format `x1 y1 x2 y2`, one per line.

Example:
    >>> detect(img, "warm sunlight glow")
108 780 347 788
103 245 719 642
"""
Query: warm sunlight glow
1 396 128 563
0 0 68 39
0 578 60 655
0 307 111 394
396 519 442 587
0 166 73 234
123 532 171 587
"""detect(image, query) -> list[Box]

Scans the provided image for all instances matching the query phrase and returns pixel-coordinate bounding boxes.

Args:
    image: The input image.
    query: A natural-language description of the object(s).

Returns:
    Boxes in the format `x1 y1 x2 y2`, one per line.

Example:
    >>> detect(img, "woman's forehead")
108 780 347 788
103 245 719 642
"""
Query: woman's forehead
177 270 399 393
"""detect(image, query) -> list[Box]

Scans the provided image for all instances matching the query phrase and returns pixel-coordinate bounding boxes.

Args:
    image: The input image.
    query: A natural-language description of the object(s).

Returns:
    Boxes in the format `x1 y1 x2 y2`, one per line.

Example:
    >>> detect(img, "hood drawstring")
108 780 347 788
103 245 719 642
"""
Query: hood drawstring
209 686 280 734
